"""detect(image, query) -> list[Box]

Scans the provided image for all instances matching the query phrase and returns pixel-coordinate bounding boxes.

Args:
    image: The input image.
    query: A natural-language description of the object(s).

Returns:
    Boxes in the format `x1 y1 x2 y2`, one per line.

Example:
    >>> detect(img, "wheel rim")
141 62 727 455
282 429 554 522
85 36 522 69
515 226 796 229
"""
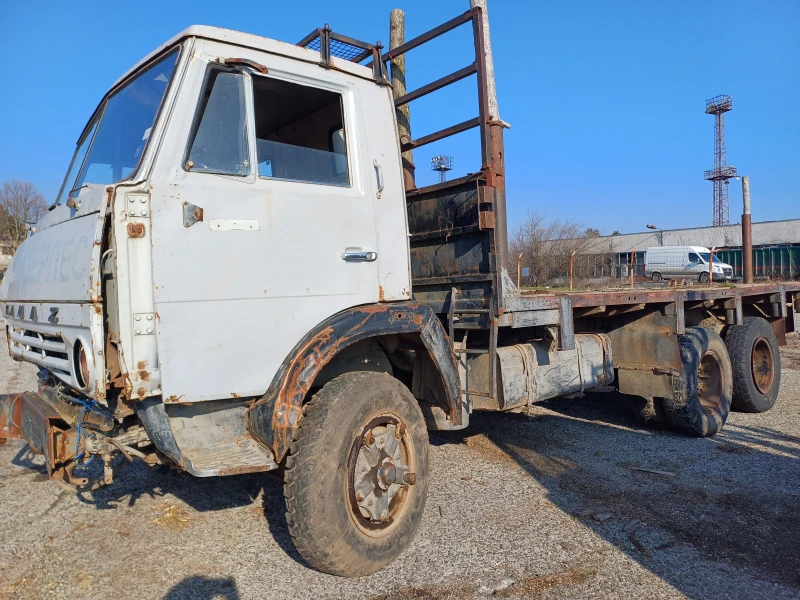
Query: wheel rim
751 337 775 395
346 413 416 537
697 350 724 415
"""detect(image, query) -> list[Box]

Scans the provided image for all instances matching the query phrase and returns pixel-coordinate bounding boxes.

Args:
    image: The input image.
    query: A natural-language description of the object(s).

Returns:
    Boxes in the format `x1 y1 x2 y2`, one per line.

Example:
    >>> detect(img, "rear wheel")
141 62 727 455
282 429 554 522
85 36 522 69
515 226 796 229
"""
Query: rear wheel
284 372 429 577
651 272 663 283
724 317 781 412
663 327 732 437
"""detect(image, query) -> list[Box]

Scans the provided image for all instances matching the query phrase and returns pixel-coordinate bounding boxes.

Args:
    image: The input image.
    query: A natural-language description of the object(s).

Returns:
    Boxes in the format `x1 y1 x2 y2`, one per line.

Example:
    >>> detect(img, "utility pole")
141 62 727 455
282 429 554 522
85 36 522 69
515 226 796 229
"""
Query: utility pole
390 9 415 190
741 176 753 284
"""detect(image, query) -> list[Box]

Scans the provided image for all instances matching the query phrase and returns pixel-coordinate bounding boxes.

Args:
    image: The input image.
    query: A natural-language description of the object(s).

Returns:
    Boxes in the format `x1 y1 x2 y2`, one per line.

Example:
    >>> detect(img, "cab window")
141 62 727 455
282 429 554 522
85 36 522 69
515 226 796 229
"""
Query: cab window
185 68 250 176
252 75 349 186
688 252 700 263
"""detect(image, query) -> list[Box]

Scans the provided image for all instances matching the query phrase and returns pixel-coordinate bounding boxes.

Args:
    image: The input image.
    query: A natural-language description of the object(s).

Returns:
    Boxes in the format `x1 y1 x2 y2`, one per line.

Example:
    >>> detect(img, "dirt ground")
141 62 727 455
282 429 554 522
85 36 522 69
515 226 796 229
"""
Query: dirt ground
0 323 798 600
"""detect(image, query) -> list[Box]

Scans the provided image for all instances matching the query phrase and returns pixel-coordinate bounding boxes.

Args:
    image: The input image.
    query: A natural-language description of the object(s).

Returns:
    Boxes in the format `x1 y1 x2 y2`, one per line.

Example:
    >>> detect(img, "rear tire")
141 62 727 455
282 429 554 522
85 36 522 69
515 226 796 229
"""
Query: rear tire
663 327 732 437
724 317 781 413
284 372 429 577
651 272 663 283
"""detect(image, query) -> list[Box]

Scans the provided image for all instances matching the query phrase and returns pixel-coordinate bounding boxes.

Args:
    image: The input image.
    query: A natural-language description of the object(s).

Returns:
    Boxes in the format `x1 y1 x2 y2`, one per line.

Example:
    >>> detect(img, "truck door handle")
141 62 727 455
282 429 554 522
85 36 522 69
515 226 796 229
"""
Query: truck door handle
373 159 384 198
342 248 378 262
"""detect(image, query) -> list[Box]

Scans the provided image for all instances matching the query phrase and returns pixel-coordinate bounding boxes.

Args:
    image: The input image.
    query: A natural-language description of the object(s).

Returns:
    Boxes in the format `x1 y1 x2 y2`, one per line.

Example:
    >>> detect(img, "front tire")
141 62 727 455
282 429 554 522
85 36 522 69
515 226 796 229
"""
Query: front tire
698 272 710 284
724 317 781 412
651 272 663 283
284 372 429 577
663 327 732 437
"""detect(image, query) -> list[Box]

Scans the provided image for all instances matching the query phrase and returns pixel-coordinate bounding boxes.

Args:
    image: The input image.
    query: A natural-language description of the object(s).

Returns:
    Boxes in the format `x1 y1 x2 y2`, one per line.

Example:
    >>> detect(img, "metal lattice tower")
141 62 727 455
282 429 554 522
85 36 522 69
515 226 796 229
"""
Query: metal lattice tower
703 95 737 226
431 155 453 183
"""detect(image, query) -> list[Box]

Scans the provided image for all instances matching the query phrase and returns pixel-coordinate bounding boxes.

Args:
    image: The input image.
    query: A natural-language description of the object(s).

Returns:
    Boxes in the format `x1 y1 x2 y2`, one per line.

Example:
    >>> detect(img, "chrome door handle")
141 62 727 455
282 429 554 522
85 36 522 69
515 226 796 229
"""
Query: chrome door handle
342 248 378 262
373 159 384 198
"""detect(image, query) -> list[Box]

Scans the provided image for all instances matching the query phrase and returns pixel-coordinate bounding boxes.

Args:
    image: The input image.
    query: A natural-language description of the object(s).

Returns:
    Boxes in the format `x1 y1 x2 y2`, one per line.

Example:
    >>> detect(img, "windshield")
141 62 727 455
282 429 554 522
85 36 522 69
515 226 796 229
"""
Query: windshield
57 48 179 203
699 252 722 264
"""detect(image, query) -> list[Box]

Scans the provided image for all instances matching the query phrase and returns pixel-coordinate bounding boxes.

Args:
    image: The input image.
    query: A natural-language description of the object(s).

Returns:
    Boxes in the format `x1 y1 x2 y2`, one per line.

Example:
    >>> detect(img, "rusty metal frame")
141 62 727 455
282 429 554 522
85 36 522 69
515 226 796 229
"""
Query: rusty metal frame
380 8 492 173
248 302 462 461
297 25 388 84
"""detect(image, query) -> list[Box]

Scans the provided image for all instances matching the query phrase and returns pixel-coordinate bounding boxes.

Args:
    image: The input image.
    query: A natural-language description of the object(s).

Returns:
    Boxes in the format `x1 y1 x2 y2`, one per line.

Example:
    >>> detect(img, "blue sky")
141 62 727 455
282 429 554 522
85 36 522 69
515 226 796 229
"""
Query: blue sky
1 0 797 234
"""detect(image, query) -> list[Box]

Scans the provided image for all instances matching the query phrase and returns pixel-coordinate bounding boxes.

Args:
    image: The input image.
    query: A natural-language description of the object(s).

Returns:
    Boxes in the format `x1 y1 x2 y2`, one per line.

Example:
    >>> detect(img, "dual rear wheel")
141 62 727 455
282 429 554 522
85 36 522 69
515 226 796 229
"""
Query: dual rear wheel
635 317 781 437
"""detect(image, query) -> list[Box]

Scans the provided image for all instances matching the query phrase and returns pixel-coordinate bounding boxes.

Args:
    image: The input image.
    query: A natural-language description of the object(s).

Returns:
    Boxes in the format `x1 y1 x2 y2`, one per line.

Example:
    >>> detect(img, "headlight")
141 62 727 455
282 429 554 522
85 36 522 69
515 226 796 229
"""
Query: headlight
74 340 90 389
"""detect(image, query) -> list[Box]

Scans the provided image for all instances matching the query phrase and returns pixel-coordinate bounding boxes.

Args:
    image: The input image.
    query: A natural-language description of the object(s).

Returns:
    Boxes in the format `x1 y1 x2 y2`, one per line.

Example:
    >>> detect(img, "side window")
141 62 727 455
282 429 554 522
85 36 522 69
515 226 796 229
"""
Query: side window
688 252 700 263
186 68 249 175
252 75 349 186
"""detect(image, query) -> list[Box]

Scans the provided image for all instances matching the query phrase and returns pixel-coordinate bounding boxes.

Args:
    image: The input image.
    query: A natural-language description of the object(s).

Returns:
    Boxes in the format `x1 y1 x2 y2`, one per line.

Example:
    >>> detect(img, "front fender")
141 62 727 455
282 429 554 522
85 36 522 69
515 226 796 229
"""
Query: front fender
248 302 463 461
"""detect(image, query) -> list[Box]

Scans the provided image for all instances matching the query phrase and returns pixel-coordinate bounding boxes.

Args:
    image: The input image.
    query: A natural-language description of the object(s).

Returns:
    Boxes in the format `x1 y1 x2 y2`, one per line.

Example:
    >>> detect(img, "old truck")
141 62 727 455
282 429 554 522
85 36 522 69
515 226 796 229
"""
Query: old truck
1 6 799 578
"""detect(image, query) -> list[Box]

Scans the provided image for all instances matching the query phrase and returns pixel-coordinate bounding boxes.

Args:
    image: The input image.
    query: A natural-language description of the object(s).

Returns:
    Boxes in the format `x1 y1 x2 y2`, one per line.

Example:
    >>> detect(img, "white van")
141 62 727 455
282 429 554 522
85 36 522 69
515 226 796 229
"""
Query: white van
644 246 734 283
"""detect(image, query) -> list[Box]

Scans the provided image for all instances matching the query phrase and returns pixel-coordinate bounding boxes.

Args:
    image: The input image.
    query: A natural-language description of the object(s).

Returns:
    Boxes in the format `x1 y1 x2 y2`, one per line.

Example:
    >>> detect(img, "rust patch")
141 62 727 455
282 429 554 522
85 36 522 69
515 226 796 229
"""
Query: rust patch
0 394 24 442
139 371 150 382
249 301 462 462
137 388 146 399
231 392 240 399
379 285 385 302
127 222 145 238
164 395 184 403
137 361 147 370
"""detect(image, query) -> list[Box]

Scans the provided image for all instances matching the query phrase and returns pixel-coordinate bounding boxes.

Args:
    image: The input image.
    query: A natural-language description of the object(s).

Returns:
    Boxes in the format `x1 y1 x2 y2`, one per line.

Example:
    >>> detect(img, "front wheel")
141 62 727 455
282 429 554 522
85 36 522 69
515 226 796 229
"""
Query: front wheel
284 372 429 577
651 272 663 283
698 272 710 284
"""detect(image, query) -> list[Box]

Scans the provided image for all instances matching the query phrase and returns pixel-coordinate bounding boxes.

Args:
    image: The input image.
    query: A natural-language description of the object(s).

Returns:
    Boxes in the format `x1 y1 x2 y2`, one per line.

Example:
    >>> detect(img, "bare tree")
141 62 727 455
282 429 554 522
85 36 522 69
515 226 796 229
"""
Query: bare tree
510 211 607 286
0 180 48 251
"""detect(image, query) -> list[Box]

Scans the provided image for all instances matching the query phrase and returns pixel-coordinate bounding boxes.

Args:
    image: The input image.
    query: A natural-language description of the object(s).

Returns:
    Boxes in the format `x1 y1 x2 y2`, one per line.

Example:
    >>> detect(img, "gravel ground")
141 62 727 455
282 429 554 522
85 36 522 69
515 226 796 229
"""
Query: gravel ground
1 319 798 600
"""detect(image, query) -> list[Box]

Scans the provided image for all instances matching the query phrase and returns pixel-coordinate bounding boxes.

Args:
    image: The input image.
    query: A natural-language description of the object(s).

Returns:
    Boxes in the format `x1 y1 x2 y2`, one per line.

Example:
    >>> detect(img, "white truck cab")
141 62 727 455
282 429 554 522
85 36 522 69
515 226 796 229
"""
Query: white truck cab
0 18 473 577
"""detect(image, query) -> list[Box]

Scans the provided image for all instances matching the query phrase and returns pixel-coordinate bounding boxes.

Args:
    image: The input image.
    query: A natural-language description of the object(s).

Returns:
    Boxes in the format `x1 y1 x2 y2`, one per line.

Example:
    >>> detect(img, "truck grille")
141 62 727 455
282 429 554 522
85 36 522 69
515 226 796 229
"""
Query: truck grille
9 324 71 378
723 268 733 278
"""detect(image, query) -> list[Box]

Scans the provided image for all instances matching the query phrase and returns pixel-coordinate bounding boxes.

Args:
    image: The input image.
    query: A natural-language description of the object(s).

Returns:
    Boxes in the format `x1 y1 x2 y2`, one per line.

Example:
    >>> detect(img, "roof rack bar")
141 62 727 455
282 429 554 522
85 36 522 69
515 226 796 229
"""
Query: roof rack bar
394 63 477 107
381 8 477 63
401 117 480 152
328 30 375 53
297 28 323 48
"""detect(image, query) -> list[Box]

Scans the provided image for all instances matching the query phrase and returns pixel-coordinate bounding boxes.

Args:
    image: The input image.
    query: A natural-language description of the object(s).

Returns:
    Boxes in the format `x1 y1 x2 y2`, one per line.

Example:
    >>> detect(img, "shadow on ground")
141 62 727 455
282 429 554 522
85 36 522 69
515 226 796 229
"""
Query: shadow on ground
435 390 800 595
5 381 799 599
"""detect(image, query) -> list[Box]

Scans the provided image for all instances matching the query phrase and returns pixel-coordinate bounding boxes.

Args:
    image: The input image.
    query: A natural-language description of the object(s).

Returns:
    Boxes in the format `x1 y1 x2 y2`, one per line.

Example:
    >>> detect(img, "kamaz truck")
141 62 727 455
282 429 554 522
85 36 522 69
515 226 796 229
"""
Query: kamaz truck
2 7 798 577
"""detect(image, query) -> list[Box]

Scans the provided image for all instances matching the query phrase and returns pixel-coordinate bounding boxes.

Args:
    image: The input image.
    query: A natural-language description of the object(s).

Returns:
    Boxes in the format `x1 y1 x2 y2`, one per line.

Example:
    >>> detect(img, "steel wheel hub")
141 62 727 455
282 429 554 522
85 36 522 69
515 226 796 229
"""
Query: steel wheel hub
349 418 415 530
751 337 775 394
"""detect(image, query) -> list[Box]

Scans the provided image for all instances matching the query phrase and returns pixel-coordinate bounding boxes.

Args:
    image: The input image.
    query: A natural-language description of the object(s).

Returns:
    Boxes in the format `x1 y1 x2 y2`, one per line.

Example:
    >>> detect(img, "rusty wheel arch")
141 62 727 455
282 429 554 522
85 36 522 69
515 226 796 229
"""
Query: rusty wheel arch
247 302 462 462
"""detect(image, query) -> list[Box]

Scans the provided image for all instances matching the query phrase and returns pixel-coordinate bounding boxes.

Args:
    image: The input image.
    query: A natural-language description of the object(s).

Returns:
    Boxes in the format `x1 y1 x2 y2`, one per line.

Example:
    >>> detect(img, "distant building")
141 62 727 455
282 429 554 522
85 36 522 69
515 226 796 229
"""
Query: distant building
556 218 800 280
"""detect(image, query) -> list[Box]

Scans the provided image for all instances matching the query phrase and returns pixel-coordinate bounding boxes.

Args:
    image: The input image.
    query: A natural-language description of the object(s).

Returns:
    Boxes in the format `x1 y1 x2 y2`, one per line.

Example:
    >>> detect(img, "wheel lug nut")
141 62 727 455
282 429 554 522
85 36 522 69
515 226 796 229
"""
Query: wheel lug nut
355 491 363 501
403 473 417 485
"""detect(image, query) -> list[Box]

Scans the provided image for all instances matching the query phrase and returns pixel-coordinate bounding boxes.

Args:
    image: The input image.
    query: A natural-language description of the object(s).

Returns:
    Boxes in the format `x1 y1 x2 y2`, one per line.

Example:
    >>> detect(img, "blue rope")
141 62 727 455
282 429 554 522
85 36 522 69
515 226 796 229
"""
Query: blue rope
72 397 99 467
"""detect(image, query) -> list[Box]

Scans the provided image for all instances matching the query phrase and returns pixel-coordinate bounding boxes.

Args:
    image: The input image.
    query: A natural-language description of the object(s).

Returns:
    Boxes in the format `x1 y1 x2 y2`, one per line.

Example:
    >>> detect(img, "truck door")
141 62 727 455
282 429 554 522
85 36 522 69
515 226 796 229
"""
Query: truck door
147 45 381 402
